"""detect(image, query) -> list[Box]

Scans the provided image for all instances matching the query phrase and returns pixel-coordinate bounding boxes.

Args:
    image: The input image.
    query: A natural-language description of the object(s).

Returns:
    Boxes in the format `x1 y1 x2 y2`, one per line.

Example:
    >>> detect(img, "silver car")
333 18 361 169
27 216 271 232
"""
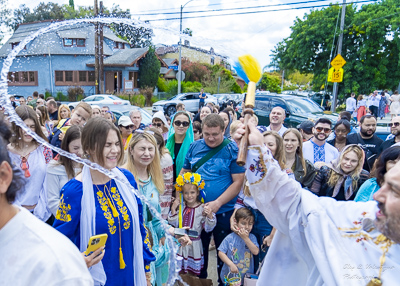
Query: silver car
68 94 130 110
152 93 218 116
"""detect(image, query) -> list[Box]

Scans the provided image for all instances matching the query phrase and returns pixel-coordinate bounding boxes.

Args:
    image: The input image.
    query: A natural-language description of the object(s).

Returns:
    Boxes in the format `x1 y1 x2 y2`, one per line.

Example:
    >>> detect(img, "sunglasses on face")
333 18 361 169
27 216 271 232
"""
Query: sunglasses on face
315 127 331 133
389 122 400 127
193 130 200 134
174 120 190 127
123 125 135 129
152 122 163 127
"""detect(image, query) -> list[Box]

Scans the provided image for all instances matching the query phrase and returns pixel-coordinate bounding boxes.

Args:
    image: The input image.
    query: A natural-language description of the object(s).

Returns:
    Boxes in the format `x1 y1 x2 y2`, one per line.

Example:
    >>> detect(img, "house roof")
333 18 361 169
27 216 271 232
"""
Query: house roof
163 58 178 66
86 48 167 67
0 21 126 58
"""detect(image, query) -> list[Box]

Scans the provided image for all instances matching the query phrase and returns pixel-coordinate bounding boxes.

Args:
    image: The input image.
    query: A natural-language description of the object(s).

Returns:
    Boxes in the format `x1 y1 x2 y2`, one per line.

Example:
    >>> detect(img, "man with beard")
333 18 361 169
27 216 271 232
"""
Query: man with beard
266 107 287 136
233 121 400 286
347 114 383 171
378 116 400 155
302 118 339 165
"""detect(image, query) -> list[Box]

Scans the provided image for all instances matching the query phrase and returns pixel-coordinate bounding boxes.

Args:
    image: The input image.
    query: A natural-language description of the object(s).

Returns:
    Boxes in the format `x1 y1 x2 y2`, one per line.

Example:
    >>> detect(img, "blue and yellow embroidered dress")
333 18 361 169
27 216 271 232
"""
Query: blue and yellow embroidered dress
54 168 155 285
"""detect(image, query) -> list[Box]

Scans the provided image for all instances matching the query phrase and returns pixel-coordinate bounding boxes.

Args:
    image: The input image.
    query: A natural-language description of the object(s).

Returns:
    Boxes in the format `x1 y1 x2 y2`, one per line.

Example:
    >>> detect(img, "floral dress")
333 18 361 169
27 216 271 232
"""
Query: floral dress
168 203 216 275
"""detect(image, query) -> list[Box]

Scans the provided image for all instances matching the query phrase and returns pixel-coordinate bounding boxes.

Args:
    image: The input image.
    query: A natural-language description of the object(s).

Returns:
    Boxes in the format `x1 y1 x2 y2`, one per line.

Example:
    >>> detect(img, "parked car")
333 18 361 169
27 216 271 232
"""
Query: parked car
238 93 343 127
310 92 332 111
68 94 130 110
152 92 217 116
213 93 242 110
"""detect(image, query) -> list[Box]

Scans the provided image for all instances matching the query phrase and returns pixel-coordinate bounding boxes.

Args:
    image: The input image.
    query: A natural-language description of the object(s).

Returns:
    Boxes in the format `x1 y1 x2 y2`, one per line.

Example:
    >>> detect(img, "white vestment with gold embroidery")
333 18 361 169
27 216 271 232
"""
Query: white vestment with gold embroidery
246 145 400 286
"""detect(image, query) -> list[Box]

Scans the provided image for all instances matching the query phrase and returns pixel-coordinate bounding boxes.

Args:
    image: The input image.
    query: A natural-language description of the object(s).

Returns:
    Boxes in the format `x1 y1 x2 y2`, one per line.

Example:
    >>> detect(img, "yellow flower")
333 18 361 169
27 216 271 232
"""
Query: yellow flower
176 175 184 186
183 172 192 182
193 173 201 183
97 191 103 197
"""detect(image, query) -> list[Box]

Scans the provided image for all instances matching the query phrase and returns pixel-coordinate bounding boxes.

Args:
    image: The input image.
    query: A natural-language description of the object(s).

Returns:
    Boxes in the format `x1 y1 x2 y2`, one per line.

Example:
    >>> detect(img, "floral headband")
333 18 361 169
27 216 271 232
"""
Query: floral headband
175 172 205 192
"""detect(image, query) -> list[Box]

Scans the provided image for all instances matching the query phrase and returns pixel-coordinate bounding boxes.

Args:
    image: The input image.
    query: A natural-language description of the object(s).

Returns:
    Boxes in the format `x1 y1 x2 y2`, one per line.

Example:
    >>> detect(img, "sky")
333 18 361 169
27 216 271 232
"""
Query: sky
2 0 340 68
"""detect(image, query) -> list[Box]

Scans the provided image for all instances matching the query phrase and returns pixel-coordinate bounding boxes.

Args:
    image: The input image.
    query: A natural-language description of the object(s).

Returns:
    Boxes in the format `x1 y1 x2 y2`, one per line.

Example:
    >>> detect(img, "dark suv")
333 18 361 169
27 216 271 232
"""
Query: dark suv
242 93 341 127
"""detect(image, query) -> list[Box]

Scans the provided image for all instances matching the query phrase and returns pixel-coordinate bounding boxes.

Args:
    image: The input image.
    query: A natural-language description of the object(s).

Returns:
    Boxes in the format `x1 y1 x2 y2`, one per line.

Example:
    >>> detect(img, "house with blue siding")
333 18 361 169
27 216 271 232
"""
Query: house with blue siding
0 20 167 98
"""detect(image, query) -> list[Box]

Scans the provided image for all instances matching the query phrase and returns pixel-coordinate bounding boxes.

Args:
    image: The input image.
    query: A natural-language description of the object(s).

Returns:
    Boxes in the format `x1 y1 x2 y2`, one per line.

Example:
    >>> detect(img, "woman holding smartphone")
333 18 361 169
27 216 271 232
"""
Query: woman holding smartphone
54 117 155 286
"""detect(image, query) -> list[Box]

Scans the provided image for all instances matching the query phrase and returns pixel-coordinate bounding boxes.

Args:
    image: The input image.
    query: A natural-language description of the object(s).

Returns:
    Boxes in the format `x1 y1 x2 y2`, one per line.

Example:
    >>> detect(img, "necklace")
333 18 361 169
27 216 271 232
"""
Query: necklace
367 234 394 286
94 179 126 269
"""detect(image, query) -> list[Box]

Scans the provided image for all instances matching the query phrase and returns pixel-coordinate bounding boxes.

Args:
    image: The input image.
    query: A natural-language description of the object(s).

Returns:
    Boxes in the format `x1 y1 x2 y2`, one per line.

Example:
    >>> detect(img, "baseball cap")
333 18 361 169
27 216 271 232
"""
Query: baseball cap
118 116 134 127
297 120 314 134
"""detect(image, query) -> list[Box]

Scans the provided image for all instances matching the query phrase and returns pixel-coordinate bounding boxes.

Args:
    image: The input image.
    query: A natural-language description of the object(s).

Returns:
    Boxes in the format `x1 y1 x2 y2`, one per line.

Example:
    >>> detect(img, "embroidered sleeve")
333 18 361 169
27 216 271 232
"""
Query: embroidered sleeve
167 211 179 227
138 199 156 270
246 145 272 185
204 213 216 233
43 146 53 164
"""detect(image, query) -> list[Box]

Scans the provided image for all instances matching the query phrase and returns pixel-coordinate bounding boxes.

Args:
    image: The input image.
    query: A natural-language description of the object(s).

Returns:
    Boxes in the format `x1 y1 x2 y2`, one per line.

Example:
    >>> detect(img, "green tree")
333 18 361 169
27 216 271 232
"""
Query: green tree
271 0 400 95
259 73 282 93
138 46 161 90
0 0 11 43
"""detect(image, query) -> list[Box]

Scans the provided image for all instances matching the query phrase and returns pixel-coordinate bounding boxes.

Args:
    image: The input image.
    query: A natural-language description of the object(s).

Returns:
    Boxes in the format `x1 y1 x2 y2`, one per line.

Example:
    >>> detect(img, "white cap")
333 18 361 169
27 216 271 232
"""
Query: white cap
92 105 101 111
118 116 134 126
153 111 170 129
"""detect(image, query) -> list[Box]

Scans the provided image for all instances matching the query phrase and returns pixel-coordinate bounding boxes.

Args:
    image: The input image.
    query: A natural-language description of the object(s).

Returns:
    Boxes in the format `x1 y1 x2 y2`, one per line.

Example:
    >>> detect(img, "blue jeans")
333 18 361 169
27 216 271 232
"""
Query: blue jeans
199 209 233 286
250 208 273 272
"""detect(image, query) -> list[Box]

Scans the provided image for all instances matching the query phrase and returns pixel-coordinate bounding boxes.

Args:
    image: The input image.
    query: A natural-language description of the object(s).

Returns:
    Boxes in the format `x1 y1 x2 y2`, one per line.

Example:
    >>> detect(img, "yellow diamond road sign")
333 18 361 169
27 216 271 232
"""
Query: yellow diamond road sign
331 54 346 70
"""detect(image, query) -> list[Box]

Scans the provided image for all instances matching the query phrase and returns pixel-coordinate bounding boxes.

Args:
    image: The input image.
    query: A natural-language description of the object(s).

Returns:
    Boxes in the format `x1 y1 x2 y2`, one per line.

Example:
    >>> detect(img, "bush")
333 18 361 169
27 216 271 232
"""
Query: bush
56 91 68 101
157 77 168 92
182 81 202 93
115 91 145 107
67 86 84 102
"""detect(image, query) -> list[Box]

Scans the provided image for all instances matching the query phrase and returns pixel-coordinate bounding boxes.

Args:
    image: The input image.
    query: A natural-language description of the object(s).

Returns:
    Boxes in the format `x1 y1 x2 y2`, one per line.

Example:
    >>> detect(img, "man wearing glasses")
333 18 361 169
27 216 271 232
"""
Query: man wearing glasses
346 114 383 171
302 118 339 166
378 116 400 154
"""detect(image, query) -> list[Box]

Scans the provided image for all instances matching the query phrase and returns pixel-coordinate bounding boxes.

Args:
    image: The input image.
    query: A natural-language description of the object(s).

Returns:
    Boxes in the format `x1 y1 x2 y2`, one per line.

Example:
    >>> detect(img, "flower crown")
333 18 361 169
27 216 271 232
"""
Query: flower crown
175 172 205 192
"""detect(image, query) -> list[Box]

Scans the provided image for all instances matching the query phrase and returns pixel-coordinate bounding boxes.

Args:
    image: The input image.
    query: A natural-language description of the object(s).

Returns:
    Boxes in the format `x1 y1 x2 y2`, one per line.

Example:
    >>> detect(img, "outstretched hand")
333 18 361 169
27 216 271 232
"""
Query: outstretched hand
232 119 264 147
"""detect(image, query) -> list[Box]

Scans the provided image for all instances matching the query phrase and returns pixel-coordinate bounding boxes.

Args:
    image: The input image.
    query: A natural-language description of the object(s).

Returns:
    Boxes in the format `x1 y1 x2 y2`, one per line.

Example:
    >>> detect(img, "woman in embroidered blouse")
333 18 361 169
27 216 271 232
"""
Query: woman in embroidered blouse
166 111 194 181
7 105 53 222
123 130 169 286
53 117 155 286
310 144 369 201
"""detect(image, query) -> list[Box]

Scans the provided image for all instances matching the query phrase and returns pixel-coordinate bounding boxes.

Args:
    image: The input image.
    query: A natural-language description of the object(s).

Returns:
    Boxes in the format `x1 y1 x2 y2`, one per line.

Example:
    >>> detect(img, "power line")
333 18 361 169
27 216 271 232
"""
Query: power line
144 0 377 22
133 0 335 16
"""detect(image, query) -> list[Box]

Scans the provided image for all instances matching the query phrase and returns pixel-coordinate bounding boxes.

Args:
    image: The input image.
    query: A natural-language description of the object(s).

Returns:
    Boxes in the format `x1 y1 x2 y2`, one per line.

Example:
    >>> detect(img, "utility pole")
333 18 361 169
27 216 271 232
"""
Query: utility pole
178 5 183 94
94 0 100 94
99 1 104 93
281 70 285 92
331 0 346 112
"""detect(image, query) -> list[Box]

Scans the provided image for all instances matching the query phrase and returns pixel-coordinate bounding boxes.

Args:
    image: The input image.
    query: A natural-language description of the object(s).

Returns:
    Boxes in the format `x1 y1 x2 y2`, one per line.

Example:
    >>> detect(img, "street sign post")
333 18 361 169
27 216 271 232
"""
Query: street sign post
331 68 344 82
331 54 346 70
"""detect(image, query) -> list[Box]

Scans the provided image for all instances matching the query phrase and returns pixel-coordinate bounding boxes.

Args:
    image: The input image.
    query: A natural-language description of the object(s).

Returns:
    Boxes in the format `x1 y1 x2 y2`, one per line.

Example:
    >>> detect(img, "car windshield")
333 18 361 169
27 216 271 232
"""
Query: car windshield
83 96 96 102
286 98 324 114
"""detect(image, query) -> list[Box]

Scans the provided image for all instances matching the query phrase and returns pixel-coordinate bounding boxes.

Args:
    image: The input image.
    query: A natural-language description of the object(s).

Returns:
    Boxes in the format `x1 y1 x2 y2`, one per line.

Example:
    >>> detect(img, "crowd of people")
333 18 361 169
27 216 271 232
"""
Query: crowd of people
1 90 400 286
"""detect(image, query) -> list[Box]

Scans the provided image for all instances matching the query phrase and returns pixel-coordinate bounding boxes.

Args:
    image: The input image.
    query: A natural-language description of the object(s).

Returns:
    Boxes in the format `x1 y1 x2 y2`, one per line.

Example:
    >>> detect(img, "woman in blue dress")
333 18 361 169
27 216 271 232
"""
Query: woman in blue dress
54 117 155 286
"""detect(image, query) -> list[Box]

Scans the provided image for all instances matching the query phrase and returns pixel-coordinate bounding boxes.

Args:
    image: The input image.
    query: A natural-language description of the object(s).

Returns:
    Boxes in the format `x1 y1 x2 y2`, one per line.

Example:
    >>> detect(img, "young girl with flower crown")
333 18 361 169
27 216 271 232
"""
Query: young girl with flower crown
168 172 217 275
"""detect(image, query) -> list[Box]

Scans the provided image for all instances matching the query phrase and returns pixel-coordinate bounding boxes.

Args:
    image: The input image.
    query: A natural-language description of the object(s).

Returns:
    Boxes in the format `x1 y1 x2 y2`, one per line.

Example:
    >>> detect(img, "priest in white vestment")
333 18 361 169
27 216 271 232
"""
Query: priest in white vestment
234 122 400 286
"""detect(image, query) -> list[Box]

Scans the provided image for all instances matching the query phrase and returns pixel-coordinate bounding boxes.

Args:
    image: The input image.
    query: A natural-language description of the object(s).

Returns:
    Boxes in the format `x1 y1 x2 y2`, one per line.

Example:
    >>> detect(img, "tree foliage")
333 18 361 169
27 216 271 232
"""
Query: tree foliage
271 0 400 95
182 59 211 82
4 2 153 48
139 46 161 90
259 72 282 93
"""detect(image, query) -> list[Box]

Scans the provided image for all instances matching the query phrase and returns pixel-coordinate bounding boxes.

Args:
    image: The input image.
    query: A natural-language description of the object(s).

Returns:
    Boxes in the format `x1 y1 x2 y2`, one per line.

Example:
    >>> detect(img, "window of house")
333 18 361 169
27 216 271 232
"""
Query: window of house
63 38 86 47
65 71 73 82
114 42 125 49
7 71 37 86
55 71 95 86
11 42 26 50
55 71 64 82
210 57 215 65
79 71 87 82
88 71 95 82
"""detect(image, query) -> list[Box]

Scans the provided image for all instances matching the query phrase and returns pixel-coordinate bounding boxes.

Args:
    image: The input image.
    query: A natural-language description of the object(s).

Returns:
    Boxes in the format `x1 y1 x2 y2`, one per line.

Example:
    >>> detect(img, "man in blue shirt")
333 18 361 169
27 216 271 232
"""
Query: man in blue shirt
198 88 207 110
182 114 245 285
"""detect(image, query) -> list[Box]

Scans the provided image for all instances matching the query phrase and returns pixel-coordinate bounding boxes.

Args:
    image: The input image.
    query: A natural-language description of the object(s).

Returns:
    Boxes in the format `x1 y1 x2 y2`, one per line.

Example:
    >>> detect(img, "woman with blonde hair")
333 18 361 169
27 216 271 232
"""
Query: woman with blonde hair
123 130 169 286
57 104 71 123
36 105 53 136
147 127 174 220
262 130 286 170
310 144 369 201
282 128 316 189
